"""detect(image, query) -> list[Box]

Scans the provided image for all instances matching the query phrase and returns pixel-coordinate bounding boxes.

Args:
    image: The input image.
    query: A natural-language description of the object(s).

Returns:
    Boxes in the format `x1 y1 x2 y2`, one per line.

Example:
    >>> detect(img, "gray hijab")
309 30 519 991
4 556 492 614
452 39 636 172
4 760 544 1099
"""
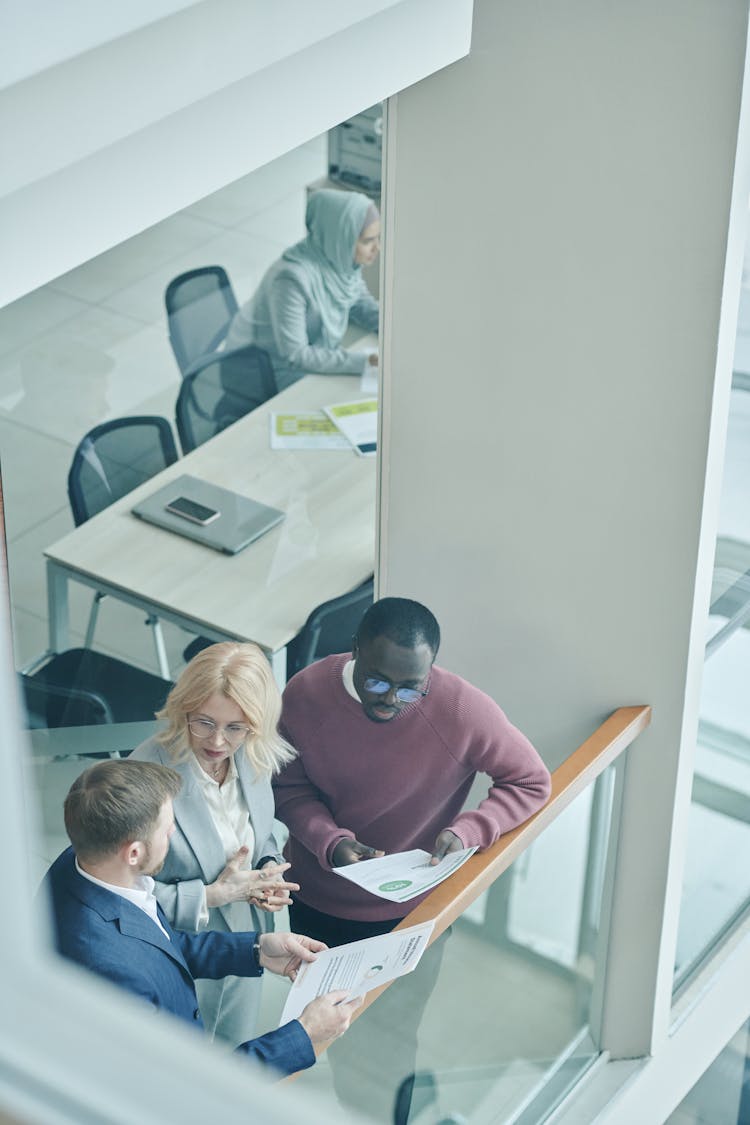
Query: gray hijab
281 189 377 346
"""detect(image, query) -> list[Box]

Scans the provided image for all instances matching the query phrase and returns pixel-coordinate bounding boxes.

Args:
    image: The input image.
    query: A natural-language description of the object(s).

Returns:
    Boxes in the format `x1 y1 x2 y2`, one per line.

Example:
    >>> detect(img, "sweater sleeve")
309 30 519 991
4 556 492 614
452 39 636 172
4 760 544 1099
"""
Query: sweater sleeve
442 691 551 849
268 275 367 376
272 751 355 869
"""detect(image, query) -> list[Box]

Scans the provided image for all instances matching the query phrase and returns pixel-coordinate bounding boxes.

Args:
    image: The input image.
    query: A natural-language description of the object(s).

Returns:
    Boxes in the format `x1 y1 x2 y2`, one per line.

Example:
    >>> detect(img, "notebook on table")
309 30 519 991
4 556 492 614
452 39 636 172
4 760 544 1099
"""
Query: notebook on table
132 473 284 555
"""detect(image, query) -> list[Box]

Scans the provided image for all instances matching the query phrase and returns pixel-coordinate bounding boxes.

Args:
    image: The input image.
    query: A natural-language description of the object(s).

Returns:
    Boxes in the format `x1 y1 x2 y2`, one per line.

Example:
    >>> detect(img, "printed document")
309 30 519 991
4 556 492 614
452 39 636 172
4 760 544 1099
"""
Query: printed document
331 846 478 902
279 920 435 1026
269 412 350 450
323 399 378 456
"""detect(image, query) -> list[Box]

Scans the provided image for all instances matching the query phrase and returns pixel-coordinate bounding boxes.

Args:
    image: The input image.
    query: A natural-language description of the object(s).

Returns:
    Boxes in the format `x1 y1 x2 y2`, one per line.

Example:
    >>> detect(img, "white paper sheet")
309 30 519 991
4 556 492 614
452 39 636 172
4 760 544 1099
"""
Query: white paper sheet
360 360 378 395
279 920 435 1026
331 846 478 902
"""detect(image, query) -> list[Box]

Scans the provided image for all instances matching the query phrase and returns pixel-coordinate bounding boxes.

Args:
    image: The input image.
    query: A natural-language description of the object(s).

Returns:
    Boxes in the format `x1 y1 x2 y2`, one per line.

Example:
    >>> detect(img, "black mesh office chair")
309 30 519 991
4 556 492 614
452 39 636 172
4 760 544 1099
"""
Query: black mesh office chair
20 648 173 728
66 416 180 676
285 577 374 681
165 266 239 377
182 578 375 672
175 345 277 454
68 416 179 526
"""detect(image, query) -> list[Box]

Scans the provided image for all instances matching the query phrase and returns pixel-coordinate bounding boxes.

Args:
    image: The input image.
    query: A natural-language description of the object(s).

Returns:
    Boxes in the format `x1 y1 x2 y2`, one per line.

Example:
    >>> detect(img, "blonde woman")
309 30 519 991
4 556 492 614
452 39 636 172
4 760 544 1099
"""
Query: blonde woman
130 642 298 1048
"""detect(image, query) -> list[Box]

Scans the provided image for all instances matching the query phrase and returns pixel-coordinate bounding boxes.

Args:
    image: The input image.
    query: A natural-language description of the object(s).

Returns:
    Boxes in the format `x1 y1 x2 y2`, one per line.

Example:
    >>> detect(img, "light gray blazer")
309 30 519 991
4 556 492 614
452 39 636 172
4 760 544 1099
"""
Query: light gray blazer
129 737 283 935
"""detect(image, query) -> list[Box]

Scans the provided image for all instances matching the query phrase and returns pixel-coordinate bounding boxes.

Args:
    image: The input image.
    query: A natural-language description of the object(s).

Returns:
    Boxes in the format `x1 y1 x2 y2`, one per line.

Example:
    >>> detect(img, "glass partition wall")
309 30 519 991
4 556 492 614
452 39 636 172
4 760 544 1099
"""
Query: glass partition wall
666 1015 750 1124
3 132 331 887
291 767 622 1125
2 104 655 1124
5 119 390 1121
20 690 645 1125
2 134 330 682
673 236 750 992
23 720 633 1125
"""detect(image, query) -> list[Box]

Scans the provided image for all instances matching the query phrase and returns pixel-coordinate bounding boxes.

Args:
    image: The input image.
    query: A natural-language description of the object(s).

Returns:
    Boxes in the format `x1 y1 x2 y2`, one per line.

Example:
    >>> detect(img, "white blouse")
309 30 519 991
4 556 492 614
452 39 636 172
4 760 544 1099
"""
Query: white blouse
190 753 256 862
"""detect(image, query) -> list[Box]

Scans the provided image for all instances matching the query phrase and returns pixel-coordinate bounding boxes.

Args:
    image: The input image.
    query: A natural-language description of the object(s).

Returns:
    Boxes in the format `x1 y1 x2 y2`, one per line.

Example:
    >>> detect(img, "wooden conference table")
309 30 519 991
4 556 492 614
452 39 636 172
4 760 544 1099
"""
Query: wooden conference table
44 373 376 681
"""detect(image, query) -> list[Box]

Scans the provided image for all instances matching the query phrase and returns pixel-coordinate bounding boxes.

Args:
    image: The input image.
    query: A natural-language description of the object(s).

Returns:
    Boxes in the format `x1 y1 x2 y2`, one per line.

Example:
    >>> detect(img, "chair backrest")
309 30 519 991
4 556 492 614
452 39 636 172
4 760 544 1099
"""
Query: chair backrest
20 673 113 727
67 416 179 526
285 577 375 681
21 648 174 728
175 345 277 454
165 266 239 375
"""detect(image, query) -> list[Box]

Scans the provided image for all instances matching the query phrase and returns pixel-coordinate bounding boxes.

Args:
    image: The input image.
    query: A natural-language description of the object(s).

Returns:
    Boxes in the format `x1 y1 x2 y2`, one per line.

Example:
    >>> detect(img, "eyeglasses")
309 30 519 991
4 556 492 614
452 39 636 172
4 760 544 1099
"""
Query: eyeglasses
361 677 429 704
187 717 251 745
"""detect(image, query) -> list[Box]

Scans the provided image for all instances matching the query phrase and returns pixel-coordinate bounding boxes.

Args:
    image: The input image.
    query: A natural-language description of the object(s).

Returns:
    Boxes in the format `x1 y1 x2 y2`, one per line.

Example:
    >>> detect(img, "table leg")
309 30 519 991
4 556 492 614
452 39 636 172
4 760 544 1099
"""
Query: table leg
46 561 70 653
147 616 171 680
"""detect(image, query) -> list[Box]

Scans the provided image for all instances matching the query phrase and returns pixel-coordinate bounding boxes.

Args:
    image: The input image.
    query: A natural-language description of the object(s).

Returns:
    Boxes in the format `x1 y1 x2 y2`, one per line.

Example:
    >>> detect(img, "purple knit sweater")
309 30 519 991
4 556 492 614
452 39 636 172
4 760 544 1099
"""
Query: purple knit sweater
274 654 551 923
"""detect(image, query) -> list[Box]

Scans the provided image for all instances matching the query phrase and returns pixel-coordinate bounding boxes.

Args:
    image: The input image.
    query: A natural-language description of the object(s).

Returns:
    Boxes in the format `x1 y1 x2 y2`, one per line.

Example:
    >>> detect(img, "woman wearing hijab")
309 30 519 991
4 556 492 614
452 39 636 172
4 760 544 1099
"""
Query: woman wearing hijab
224 188 380 391
129 641 299 1049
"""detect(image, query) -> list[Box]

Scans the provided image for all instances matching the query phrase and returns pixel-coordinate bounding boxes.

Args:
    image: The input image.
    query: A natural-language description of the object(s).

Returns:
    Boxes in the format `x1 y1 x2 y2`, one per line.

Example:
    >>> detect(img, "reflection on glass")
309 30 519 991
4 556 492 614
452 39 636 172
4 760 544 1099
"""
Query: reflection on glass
292 774 616 1124
2 132 330 676
675 622 750 986
674 339 750 989
223 187 381 393
665 1016 750 1123
7 120 384 1122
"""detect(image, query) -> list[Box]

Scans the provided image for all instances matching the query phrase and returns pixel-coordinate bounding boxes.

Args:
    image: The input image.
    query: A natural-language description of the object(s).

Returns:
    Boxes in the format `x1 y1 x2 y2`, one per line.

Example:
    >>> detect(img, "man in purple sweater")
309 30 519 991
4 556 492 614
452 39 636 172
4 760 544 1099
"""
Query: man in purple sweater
273 597 551 1117
275 596 551 946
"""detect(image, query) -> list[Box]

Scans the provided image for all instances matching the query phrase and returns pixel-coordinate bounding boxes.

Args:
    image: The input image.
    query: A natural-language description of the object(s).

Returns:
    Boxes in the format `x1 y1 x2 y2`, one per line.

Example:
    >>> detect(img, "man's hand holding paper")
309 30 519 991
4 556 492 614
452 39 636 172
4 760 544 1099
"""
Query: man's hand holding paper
331 838 385 866
331 845 478 903
279 921 436 1027
430 829 464 864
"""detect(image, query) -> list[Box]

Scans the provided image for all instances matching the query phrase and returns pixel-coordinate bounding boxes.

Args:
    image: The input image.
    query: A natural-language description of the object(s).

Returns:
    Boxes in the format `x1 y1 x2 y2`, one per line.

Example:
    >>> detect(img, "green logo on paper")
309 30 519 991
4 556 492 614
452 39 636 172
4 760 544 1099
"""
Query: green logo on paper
379 880 412 892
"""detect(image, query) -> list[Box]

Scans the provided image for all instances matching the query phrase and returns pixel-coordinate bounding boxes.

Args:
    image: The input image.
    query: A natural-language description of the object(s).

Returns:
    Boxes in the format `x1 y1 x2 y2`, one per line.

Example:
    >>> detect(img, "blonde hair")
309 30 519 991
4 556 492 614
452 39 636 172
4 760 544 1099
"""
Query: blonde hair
156 642 295 776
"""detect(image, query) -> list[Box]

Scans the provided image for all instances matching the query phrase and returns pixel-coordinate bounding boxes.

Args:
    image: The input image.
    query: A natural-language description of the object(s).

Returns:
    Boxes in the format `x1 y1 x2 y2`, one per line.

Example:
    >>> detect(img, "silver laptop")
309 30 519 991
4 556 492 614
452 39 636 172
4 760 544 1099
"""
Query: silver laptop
132 473 284 555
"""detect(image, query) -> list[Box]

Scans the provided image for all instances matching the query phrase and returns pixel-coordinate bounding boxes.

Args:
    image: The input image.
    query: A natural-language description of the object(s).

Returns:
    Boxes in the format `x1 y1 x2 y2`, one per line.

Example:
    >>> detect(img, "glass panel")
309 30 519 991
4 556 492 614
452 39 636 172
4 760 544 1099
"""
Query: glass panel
2 132 332 681
673 233 750 990
675 627 750 986
6 117 384 1117
292 774 616 1124
25 721 161 881
665 1016 750 1124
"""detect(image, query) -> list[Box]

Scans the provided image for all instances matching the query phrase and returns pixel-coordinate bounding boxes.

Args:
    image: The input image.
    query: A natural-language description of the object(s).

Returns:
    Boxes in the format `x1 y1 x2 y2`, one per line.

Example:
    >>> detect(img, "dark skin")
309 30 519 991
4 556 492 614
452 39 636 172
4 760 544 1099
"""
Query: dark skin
330 633 464 868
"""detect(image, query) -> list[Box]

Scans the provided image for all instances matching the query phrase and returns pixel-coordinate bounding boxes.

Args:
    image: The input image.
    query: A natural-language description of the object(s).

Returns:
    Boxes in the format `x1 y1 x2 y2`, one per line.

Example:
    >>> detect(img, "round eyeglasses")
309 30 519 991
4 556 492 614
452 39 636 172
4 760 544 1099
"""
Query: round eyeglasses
361 677 429 704
187 717 251 745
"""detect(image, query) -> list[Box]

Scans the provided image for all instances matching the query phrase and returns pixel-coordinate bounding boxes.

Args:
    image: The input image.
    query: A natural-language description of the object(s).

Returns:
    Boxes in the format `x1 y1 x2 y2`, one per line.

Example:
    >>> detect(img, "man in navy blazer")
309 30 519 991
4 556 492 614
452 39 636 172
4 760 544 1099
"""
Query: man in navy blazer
43 759 360 1079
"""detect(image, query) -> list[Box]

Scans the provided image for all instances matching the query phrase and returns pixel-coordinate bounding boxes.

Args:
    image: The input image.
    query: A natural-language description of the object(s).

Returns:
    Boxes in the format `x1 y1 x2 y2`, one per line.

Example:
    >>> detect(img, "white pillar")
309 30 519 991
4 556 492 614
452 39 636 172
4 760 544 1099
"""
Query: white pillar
379 0 750 1059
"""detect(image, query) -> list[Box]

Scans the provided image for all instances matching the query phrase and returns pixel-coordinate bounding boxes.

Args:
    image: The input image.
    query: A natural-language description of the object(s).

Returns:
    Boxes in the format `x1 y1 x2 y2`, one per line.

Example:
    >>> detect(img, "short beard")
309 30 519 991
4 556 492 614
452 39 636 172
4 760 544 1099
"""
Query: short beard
139 841 165 878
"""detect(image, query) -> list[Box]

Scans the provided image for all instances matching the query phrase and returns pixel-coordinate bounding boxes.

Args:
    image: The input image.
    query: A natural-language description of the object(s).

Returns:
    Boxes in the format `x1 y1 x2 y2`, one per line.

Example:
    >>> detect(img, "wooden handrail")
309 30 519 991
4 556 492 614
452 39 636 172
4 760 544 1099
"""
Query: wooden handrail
305 704 651 1057
395 703 651 940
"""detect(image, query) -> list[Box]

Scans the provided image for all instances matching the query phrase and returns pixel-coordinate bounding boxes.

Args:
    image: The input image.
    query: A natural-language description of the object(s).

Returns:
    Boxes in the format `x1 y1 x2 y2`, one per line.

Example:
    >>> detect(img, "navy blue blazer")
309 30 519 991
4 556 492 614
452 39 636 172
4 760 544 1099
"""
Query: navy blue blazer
44 848 314 1077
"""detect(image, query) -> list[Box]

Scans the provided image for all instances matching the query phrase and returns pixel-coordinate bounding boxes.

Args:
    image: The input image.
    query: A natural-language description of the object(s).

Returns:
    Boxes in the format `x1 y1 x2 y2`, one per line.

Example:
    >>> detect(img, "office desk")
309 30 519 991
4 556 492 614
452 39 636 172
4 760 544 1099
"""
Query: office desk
44 374 376 680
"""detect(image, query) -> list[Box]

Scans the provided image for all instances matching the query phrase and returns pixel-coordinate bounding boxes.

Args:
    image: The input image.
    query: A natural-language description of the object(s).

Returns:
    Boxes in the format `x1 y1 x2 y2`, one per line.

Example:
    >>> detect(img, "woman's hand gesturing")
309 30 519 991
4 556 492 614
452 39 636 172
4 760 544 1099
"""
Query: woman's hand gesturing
206 847 299 909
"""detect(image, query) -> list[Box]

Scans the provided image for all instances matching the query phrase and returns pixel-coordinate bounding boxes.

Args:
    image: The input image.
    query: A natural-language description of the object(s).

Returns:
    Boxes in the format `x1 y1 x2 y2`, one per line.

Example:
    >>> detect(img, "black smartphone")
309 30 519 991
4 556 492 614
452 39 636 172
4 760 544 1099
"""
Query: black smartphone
164 496 220 525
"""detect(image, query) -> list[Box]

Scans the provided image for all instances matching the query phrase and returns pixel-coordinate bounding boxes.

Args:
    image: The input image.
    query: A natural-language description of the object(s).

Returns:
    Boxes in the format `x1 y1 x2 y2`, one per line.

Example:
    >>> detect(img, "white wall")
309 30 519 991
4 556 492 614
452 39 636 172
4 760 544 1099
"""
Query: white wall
379 0 750 1082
